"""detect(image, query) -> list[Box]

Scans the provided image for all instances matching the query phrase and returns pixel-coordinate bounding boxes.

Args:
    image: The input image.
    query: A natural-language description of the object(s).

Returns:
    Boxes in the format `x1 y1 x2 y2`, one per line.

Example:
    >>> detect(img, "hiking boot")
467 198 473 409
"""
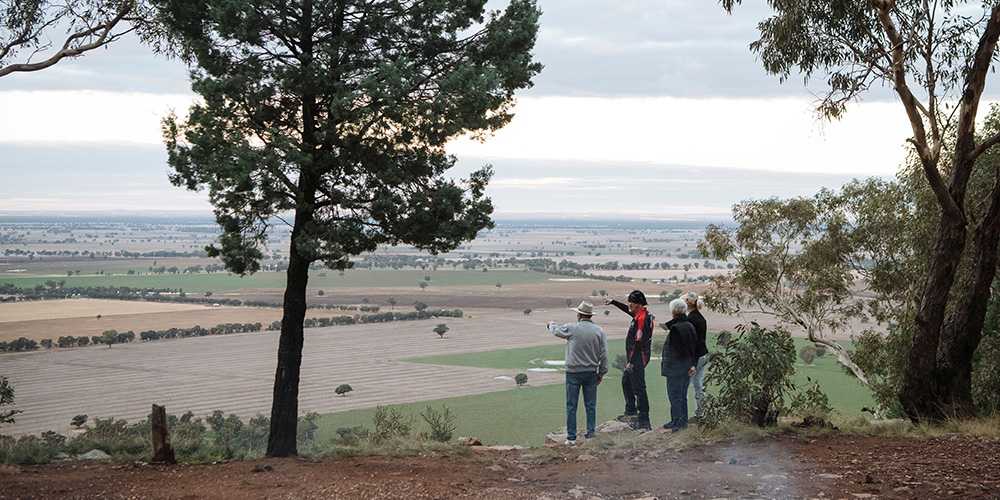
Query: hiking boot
629 421 651 432
616 413 638 422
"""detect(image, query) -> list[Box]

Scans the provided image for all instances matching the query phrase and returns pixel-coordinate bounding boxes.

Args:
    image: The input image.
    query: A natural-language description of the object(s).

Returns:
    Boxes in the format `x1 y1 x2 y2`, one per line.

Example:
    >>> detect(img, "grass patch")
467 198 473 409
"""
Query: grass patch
406 332 877 421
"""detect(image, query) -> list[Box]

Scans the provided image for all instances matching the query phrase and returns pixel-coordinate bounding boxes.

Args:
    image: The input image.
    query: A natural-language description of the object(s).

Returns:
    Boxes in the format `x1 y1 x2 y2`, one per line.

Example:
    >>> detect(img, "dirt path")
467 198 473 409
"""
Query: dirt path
1 432 997 499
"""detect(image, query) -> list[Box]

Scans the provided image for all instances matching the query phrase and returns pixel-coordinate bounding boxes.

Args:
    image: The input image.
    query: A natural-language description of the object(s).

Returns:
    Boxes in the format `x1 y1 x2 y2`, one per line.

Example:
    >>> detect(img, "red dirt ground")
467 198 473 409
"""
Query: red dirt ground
2 431 997 500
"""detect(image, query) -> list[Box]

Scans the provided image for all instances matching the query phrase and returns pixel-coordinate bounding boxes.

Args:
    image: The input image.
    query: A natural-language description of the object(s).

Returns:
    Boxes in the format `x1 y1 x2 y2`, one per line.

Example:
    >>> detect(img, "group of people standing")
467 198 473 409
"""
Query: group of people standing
547 290 709 444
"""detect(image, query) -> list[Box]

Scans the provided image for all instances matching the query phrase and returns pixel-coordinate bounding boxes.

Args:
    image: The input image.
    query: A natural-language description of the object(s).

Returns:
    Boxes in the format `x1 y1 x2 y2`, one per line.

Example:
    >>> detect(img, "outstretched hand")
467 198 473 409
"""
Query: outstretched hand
603 298 612 306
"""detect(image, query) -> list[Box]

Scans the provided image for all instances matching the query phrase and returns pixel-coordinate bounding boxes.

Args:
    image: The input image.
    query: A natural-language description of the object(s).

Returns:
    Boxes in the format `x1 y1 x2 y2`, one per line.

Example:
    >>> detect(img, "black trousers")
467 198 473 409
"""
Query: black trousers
621 362 649 424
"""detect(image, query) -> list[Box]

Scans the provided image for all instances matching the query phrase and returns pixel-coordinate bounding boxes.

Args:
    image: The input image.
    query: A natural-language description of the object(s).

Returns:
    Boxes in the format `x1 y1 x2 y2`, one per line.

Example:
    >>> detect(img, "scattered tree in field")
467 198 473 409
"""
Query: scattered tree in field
566 299 572 308
434 323 449 338
418 281 428 290
99 330 118 347
604 310 610 316
335 384 353 397
156 0 541 458
523 308 532 315
495 282 502 289
362 298 370 305
799 345 817 365
0 376 21 426
413 301 428 312
424 276 431 282
722 0 1000 422
599 290 607 297
317 290 324 296
71 414 88 428
514 373 528 387
387 297 396 310
96 314 101 320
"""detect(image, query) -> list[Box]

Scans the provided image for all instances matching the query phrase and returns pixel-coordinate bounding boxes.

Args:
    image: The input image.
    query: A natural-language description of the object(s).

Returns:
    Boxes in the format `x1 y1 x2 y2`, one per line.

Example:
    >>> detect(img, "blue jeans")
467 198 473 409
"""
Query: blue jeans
566 371 599 440
666 374 691 429
692 354 709 417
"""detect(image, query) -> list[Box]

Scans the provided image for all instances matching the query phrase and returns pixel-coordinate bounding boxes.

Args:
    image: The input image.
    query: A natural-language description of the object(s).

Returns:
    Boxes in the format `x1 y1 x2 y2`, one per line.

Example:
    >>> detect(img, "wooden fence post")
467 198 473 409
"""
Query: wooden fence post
151 404 176 464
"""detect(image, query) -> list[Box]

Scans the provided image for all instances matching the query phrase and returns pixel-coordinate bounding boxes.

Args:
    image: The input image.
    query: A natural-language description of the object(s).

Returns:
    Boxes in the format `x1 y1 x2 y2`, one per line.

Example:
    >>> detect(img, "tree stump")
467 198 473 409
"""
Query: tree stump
150 404 176 464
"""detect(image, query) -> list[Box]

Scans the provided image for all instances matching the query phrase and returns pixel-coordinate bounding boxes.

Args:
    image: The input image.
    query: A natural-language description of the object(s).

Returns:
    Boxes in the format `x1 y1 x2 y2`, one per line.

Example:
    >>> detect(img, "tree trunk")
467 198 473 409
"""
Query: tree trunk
899 207 967 421
934 178 1000 418
150 404 176 464
266 213 311 457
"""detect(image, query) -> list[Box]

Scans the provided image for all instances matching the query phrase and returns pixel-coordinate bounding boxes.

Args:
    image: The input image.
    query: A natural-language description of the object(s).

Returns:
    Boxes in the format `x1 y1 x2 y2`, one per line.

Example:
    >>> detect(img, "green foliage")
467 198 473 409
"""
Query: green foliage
514 373 528 387
365 406 414 446
0 376 21 426
702 324 796 428
413 301 427 311
852 326 911 418
523 308 532 315
419 405 456 443
789 377 834 419
335 384 353 396
973 326 1000 415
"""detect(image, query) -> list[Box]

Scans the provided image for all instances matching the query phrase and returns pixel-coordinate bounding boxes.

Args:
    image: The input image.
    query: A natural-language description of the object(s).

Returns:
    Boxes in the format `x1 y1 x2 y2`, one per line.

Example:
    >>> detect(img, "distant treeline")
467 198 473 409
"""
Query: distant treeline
0 284 380 312
0 309 463 353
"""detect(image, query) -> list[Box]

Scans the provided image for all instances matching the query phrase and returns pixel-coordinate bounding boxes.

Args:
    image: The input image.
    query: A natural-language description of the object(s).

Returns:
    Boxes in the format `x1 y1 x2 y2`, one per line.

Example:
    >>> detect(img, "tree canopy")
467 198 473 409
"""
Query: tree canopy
156 0 541 456
0 0 161 77
723 0 1000 422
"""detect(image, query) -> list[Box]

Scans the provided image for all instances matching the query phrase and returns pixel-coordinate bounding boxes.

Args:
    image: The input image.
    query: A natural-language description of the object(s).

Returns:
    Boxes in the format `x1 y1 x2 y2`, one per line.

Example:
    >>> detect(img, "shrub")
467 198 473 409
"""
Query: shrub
365 406 413 445
71 414 88 428
0 376 21 426
788 377 834 418
702 323 796 428
514 373 528 387
420 405 456 442
523 308 531 315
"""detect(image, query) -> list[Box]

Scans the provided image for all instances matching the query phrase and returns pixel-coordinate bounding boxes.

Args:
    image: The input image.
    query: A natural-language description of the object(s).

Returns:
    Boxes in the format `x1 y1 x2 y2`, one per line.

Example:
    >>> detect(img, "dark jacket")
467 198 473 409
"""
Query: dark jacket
688 309 709 357
661 313 698 377
610 299 653 366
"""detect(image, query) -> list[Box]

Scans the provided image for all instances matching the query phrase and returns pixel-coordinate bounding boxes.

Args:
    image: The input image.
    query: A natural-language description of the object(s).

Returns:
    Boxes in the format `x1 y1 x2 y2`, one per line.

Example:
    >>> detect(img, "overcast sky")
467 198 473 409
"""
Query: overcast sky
0 1 921 219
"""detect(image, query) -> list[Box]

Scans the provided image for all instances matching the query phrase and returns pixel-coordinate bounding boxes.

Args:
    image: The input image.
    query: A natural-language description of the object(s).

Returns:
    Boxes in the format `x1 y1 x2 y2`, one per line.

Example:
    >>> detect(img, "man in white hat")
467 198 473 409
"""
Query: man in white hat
547 301 609 445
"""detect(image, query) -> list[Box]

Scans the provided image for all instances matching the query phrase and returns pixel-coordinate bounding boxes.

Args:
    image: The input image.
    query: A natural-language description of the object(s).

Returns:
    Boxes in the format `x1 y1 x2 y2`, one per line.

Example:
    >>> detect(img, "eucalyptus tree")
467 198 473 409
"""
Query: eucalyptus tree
155 0 542 456
700 196 872 389
723 0 1000 421
1 0 156 77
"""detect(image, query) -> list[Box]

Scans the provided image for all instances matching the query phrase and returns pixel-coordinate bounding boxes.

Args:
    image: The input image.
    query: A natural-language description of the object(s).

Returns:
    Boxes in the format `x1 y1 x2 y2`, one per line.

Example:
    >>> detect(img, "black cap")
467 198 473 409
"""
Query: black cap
627 290 647 306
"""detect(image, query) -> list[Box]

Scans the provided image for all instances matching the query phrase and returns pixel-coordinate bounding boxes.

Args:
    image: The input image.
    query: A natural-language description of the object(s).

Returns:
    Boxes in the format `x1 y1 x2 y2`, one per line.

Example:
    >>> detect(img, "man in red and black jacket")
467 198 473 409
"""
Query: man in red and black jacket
605 290 653 431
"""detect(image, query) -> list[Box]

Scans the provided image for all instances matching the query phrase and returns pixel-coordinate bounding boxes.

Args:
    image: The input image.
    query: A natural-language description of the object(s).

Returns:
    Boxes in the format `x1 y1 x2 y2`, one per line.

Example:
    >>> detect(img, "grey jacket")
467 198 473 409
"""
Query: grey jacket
549 318 609 376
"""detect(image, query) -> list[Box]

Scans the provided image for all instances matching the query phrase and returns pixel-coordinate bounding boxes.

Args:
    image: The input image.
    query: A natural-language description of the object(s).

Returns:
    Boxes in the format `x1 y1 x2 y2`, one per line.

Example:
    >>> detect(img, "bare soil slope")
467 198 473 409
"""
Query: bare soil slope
1 432 997 499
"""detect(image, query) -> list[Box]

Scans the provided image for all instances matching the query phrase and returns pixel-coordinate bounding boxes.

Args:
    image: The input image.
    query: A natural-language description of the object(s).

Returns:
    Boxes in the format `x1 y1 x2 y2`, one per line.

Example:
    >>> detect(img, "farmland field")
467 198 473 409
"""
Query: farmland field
1 216 883 446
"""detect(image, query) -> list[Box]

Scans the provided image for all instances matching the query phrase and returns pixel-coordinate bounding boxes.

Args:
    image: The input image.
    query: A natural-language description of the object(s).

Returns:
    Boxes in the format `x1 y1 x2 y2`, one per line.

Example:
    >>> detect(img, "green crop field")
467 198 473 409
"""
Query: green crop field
0 268 553 293
317 333 875 447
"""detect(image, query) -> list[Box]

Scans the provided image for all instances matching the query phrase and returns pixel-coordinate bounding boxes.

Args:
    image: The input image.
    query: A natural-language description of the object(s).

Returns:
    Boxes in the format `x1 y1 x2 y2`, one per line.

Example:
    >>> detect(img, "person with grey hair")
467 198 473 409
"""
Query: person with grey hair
548 301 609 445
684 292 709 421
660 298 699 432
